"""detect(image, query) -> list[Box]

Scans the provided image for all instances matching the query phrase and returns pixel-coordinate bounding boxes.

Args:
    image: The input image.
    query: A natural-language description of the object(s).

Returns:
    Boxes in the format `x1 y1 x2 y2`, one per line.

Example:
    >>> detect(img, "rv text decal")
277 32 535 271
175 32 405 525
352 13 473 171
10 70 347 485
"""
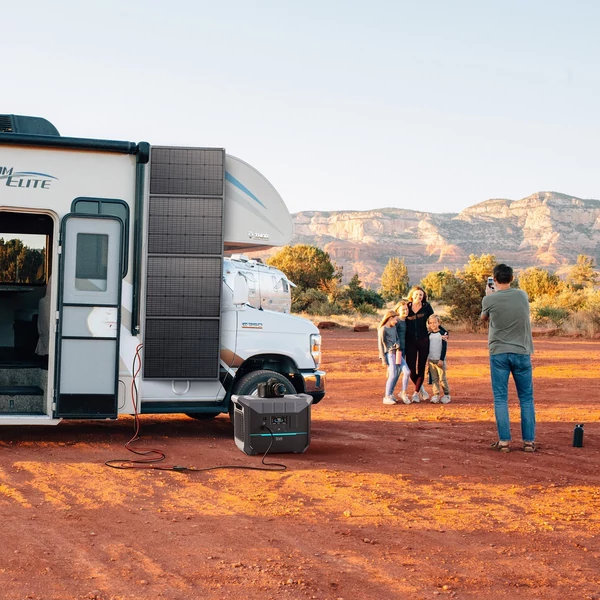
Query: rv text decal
0 166 58 189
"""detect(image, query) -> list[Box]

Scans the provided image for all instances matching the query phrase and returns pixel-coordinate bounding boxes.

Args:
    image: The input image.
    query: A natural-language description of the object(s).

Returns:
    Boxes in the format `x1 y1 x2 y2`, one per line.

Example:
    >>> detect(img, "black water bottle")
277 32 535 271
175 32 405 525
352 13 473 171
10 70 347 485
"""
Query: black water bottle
573 424 584 448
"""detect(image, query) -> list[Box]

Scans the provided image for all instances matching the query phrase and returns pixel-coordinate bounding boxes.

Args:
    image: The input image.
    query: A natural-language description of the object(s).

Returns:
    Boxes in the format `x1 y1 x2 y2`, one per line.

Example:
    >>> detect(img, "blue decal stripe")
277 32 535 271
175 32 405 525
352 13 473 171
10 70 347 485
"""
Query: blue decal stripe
14 171 58 180
225 171 265 208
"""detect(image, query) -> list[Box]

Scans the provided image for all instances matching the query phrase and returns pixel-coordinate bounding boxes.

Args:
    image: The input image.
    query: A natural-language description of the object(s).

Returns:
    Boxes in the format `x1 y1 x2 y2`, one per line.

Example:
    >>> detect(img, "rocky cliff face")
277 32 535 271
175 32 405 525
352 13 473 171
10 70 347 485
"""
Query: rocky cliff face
286 192 600 287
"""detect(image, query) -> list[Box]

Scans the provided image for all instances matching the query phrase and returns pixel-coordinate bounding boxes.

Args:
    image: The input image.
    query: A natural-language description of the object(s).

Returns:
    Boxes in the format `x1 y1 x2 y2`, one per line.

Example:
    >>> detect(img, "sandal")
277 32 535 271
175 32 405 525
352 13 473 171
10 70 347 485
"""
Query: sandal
523 442 537 453
490 441 510 453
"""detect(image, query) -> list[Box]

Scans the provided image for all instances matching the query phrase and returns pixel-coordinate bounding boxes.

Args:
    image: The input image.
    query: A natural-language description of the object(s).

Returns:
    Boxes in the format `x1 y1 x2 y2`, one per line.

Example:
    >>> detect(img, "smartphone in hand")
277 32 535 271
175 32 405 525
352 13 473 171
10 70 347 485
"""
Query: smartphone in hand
487 276 495 290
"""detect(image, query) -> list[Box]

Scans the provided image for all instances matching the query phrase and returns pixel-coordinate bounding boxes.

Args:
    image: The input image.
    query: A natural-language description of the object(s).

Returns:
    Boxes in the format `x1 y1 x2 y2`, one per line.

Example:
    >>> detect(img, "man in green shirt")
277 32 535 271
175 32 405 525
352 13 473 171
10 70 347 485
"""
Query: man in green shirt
481 264 536 453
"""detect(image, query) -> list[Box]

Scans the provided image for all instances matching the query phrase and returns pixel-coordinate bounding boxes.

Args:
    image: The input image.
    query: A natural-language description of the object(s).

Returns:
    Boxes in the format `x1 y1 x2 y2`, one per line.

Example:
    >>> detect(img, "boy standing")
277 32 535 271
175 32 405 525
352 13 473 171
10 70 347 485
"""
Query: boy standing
427 315 451 404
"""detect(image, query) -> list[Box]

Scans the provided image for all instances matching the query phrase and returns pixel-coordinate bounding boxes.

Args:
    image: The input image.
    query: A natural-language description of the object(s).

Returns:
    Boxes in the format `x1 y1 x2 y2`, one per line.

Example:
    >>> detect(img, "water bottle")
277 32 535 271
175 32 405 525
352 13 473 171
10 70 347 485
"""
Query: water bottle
573 424 584 448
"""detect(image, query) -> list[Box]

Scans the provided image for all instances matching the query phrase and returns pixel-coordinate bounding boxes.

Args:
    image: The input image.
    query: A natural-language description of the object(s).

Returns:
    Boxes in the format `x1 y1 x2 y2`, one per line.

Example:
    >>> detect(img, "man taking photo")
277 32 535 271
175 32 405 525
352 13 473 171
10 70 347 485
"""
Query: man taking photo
481 264 536 453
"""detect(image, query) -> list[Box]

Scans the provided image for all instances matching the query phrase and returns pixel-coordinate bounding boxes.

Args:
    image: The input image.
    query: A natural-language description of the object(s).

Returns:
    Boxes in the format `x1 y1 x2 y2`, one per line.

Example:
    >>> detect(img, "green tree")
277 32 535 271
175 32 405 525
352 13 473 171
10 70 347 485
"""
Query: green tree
380 257 410 301
462 253 497 287
567 254 598 289
346 273 363 304
344 273 385 309
439 254 497 331
0 237 45 284
518 267 562 301
420 268 457 301
267 244 340 290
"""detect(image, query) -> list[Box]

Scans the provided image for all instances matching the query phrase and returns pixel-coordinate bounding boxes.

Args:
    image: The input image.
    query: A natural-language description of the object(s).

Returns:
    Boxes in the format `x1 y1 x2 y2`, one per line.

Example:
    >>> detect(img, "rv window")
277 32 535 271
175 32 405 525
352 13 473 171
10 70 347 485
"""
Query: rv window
75 233 108 292
273 277 289 293
72 198 129 276
0 234 46 285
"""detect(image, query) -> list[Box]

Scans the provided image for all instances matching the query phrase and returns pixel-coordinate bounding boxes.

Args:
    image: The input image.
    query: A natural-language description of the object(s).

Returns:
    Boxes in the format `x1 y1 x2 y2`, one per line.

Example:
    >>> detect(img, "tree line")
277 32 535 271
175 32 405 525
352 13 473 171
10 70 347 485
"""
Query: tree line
266 244 600 333
0 238 45 284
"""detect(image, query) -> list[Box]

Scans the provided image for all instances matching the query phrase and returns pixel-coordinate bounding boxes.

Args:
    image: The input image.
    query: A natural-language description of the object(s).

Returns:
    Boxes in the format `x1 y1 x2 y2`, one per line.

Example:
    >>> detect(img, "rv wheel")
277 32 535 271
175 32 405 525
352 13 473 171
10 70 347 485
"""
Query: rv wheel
229 370 296 422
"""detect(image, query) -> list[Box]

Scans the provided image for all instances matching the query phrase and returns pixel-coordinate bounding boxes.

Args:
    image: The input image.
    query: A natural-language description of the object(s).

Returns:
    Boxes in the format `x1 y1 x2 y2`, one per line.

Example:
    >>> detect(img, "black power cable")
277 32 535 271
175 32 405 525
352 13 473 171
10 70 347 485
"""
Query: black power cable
105 345 287 473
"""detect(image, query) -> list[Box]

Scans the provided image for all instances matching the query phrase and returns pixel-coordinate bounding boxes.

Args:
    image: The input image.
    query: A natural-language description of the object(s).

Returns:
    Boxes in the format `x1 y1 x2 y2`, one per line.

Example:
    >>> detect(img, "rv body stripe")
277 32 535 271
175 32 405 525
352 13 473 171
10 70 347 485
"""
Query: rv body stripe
0 171 58 179
225 171 266 208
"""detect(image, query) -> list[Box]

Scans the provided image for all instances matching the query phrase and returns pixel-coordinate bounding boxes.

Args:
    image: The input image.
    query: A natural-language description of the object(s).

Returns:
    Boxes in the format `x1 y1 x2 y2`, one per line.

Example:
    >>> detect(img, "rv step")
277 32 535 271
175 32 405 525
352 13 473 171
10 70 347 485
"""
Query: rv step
0 367 47 387
0 385 43 395
0 386 45 414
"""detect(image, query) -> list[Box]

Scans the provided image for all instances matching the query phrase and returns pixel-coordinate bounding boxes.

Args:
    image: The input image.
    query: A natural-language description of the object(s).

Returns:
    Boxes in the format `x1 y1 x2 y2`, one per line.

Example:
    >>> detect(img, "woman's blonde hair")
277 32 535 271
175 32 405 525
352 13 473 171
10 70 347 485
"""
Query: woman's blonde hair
378 310 399 329
408 285 428 304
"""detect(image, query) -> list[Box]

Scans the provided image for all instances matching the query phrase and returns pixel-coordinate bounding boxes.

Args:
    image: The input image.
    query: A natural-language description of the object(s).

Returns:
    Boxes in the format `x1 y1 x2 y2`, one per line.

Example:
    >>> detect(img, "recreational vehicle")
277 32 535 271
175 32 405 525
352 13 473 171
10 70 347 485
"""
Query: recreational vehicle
0 114 325 426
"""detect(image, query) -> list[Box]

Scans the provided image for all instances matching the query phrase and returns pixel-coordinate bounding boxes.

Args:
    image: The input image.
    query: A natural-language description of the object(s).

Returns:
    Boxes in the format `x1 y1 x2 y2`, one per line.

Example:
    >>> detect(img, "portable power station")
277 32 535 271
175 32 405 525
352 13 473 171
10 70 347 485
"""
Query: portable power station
232 393 312 455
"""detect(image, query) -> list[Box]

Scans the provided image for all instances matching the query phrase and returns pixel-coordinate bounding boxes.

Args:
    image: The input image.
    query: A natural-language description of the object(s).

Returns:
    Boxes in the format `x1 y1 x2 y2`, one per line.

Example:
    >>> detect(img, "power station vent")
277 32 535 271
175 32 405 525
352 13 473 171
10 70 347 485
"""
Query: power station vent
0 116 14 132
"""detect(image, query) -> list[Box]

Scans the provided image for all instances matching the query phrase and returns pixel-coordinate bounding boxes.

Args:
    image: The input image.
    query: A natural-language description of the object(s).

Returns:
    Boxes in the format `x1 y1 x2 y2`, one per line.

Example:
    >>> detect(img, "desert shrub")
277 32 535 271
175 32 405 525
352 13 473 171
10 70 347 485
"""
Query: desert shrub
518 267 563 301
532 306 569 327
580 289 600 324
306 301 347 316
420 269 457 301
267 244 340 290
361 288 385 308
566 254 598 289
345 274 385 308
355 302 377 315
561 310 599 337
292 288 328 313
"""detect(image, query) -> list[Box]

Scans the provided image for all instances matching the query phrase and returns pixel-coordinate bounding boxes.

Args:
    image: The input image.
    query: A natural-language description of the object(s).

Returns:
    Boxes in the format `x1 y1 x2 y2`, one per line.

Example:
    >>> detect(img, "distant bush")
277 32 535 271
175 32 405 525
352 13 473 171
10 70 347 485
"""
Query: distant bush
532 306 569 327
355 302 378 315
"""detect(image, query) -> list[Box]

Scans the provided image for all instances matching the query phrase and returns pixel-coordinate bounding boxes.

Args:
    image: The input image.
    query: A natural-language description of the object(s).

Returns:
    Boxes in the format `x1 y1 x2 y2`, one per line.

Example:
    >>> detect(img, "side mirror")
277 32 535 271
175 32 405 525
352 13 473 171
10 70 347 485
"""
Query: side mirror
232 272 249 306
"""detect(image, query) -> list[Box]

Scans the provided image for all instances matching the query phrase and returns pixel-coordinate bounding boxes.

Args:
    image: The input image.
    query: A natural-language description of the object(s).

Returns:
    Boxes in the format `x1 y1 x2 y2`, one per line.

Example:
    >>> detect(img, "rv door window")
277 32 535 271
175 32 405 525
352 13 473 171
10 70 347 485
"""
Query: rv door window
72 198 129 276
75 233 108 292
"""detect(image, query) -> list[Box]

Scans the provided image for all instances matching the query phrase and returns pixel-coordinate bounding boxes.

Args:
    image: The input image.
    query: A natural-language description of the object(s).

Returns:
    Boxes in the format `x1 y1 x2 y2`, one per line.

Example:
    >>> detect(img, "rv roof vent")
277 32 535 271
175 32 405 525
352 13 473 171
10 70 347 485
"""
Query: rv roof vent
0 115 13 132
230 254 250 262
0 114 60 136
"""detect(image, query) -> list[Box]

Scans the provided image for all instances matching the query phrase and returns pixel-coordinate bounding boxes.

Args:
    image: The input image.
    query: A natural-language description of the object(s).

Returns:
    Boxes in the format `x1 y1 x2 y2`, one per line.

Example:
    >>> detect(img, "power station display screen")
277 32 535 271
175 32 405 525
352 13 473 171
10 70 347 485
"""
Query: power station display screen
271 416 287 425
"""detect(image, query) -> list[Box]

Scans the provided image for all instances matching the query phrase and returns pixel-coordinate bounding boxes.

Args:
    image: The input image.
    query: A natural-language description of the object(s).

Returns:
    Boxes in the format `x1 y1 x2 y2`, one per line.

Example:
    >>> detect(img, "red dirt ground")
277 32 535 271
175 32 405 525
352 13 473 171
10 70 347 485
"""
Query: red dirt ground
0 329 599 600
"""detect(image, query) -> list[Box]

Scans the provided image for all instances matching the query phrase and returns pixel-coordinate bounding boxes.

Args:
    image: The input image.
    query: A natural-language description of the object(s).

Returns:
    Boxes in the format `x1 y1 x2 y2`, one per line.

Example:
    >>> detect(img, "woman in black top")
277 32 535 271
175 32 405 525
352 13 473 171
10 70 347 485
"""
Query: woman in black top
405 286 434 402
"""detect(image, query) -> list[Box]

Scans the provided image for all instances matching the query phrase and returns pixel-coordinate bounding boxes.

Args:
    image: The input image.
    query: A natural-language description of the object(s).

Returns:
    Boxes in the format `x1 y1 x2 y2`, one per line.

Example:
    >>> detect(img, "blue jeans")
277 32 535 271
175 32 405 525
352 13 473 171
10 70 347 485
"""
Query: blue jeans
397 355 411 393
490 353 536 442
384 350 400 397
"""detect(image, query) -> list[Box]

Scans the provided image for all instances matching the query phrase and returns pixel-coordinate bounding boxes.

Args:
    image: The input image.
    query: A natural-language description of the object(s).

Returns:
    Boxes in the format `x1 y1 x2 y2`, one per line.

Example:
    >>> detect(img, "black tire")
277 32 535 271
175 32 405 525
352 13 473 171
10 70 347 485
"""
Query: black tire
232 369 296 397
186 412 220 420
229 370 296 422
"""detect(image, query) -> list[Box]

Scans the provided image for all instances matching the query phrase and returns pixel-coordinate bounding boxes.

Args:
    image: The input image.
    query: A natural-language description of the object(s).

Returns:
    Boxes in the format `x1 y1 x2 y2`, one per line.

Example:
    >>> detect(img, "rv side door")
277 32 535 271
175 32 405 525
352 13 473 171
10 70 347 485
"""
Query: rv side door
54 214 123 418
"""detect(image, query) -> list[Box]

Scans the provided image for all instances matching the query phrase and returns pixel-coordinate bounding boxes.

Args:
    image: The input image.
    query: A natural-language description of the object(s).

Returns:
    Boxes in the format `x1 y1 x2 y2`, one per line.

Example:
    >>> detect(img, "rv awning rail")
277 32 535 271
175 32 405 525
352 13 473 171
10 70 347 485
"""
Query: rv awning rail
0 133 144 156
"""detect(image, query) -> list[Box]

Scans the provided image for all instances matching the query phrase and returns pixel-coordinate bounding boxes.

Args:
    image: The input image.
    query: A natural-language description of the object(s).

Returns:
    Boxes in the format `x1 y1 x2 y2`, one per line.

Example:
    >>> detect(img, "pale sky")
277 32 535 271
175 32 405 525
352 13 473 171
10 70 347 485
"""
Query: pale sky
3 0 599 215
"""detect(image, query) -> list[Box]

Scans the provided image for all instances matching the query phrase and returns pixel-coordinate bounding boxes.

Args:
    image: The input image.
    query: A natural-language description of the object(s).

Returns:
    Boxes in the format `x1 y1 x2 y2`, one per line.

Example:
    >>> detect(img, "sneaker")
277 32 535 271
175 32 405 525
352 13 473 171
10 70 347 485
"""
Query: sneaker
390 393 399 402
430 395 440 404
400 391 411 404
440 395 451 404
383 396 397 405
419 387 429 401
411 391 420 403
490 441 510 453
523 441 537 453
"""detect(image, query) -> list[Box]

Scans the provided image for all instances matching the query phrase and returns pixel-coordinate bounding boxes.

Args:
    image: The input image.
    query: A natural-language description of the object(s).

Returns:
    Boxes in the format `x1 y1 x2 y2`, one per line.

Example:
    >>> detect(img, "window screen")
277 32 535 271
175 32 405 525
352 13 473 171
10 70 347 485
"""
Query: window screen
75 233 108 291
72 198 129 276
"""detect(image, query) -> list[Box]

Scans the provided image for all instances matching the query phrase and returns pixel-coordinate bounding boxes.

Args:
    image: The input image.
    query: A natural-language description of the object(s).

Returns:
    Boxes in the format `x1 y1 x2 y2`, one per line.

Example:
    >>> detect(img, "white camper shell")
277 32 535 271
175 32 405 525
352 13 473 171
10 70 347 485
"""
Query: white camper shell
0 115 325 425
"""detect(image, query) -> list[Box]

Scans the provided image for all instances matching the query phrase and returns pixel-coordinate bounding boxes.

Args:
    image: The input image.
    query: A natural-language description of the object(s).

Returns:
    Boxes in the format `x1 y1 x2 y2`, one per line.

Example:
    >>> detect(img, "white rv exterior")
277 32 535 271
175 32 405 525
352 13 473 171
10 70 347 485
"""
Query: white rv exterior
0 115 325 425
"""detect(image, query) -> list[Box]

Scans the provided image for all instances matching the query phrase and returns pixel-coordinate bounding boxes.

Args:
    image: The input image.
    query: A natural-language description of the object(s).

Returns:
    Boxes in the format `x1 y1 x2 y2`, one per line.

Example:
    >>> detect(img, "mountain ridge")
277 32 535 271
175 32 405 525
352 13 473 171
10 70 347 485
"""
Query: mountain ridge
283 191 600 286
